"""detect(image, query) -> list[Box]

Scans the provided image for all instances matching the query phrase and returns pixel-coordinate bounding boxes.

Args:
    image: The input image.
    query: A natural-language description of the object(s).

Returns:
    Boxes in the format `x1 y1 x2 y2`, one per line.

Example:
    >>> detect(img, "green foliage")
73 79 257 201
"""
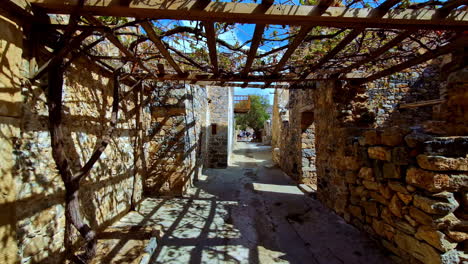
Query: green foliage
235 95 270 132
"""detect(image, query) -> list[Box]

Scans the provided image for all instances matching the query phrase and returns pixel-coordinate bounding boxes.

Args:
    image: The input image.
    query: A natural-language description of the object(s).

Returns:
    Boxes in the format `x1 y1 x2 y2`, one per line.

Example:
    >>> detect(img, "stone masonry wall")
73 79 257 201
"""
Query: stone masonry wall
0 7 210 263
0 8 25 264
14 53 144 263
312 66 468 264
206 86 234 168
142 83 209 195
272 88 317 187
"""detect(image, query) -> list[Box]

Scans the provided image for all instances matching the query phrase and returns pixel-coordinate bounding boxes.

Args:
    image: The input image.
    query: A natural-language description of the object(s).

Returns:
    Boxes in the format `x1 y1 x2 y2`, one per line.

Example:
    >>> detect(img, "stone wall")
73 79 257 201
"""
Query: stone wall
345 128 467 264
271 58 467 263
0 9 25 264
271 88 317 187
311 65 468 264
0 6 214 262
142 83 208 195
206 86 234 168
15 52 147 263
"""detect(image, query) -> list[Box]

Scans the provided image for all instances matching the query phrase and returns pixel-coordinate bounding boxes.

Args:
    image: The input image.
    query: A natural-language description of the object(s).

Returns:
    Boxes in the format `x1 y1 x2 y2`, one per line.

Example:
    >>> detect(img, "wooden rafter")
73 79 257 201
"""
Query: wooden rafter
357 35 468 84
28 0 468 30
85 15 159 78
241 0 273 79
204 22 219 75
334 0 467 77
301 0 401 79
333 31 412 76
242 24 266 78
131 72 360 83
262 0 334 88
31 29 93 81
141 21 184 75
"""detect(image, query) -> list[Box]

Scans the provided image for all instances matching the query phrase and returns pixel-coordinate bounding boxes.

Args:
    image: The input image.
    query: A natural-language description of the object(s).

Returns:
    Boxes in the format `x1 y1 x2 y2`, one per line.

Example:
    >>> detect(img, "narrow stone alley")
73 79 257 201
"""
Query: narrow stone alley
100 142 394 263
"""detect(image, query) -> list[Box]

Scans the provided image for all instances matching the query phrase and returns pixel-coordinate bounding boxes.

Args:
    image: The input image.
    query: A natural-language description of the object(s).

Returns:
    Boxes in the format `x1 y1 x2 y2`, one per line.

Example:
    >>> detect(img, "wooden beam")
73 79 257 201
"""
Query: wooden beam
141 21 184 75
31 29 93 81
132 72 360 83
219 83 289 89
242 24 265 77
333 31 412 76
204 22 218 75
241 0 273 78
85 15 159 78
399 99 445 109
28 0 468 30
301 0 401 79
358 36 468 84
333 0 466 76
262 0 334 88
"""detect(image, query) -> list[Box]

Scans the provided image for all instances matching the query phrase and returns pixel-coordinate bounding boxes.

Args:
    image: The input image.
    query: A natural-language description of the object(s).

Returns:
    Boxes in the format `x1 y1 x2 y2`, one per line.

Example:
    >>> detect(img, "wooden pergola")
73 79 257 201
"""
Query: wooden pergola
3 1 467 263
6 0 468 89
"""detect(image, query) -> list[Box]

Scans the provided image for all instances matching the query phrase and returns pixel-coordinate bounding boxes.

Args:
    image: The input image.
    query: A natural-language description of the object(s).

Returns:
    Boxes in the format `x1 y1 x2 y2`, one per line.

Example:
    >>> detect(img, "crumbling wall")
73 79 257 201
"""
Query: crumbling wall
272 88 317 186
312 65 467 263
271 56 467 263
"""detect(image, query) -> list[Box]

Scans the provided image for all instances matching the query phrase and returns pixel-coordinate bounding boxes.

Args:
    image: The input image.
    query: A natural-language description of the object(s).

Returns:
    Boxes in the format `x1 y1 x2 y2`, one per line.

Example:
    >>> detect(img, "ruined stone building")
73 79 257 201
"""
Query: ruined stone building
0 0 467 264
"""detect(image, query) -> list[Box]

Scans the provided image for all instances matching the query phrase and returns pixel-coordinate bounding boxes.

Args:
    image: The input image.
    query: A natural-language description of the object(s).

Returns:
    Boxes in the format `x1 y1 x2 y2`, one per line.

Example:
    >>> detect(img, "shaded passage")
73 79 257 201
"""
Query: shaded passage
101 142 394 264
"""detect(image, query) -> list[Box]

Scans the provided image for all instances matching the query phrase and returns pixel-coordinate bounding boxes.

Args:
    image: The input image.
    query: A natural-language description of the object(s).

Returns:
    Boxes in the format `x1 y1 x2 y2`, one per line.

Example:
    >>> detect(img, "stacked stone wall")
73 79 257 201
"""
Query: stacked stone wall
311 66 468 263
206 86 234 168
0 7 212 262
272 88 317 187
143 84 208 195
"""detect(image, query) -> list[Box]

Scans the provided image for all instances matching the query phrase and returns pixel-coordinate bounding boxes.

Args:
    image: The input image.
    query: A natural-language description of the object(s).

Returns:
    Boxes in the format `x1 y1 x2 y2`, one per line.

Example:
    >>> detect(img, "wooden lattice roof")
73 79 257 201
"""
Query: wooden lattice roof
6 0 468 89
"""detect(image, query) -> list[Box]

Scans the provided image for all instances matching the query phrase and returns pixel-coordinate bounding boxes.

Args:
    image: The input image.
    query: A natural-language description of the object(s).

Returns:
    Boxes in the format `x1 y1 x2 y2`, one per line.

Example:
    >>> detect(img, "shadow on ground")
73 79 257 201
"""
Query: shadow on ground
96 142 394 264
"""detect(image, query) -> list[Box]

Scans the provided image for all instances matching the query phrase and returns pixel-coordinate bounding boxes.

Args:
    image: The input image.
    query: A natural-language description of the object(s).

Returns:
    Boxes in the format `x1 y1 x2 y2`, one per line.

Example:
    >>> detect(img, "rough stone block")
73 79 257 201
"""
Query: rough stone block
372 218 385 237
388 181 409 194
358 167 374 180
368 146 392 161
404 132 433 148
417 155 468 171
360 201 379 217
348 205 364 221
391 147 412 165
413 192 459 215
362 180 380 191
394 220 416 235
389 195 404 218
345 170 358 184
406 167 468 192
444 230 467 243
361 130 381 145
424 137 468 157
397 192 412 205
0 17 23 118
383 163 401 179
409 207 461 229
416 226 458 252
395 231 459 264
379 185 393 199
342 156 362 170
381 127 406 146
381 208 394 224
370 191 389 205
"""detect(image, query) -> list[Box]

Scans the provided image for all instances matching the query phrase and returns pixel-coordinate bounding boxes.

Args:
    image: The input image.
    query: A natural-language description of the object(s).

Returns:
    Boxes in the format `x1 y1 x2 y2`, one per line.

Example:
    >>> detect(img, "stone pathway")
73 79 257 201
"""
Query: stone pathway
101 142 394 264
